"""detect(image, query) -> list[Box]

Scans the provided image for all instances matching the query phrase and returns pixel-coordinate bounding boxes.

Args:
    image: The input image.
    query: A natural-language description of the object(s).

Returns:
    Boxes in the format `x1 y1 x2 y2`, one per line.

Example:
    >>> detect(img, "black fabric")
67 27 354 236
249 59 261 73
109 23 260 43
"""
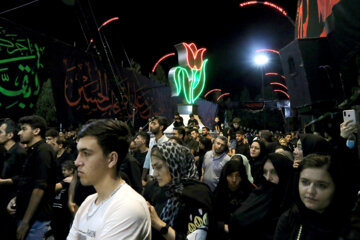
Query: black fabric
213 160 255 239
0 143 26 240
1 143 27 179
55 151 75 181
299 134 331 156
133 150 147 171
172 181 215 240
235 142 249 157
249 140 267 186
119 153 142 193
229 153 294 240
51 181 72 240
15 140 57 222
73 177 96 206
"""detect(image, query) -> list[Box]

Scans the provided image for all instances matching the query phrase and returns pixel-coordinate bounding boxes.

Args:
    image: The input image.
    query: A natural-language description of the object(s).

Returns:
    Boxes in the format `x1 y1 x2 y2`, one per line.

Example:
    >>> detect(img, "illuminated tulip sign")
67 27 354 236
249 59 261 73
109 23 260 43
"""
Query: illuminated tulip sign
168 42 208 104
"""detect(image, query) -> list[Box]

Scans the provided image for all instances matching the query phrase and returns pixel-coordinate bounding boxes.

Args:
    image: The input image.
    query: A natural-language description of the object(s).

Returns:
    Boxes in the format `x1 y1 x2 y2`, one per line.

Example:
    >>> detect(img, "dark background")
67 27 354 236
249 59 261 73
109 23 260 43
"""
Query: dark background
1 0 297 100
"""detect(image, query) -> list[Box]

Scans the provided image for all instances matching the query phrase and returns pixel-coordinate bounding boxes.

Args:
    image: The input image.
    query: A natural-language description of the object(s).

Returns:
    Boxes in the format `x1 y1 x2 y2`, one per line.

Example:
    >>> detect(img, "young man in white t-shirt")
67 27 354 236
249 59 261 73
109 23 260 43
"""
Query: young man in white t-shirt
67 119 151 240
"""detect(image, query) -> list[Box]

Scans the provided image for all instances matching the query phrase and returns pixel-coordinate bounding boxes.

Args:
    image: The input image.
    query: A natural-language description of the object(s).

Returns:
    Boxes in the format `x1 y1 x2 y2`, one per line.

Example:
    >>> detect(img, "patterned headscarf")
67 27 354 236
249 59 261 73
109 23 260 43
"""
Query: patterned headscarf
154 141 198 226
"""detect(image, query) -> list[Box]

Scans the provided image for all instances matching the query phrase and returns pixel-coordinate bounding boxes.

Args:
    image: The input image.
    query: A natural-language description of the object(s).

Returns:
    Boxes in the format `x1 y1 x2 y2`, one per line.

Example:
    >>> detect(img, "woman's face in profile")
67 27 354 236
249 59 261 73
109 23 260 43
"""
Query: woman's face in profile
151 155 172 187
299 167 335 213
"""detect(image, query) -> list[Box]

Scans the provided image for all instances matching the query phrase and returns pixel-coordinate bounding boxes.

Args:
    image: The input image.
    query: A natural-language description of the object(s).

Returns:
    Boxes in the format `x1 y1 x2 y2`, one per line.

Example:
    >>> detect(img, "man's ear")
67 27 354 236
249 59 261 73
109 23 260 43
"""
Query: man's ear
33 128 41 136
107 151 118 169
7 132 14 140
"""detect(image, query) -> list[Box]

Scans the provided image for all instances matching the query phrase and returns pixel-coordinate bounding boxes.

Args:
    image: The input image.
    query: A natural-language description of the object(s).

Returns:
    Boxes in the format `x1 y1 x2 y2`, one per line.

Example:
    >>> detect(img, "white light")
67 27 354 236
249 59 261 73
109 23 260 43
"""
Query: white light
254 54 269 66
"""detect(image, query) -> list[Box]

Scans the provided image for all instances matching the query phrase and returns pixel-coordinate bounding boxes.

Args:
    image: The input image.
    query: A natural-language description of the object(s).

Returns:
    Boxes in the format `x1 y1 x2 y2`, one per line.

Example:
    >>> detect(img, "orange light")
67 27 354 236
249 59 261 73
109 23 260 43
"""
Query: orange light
204 89 222 98
270 82 288 90
256 49 279 55
274 89 290 99
265 72 285 79
217 93 230 102
98 17 119 31
152 53 175 72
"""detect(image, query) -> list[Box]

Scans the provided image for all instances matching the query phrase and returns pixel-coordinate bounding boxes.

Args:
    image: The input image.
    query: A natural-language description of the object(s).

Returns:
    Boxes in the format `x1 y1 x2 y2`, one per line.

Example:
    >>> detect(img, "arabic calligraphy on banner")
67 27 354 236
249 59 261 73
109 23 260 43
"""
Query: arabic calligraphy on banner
0 21 45 116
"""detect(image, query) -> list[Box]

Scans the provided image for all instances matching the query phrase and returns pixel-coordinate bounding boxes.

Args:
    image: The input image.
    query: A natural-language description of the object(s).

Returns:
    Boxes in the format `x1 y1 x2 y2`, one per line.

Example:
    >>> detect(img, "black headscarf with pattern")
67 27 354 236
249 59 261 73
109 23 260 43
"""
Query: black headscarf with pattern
153 141 198 226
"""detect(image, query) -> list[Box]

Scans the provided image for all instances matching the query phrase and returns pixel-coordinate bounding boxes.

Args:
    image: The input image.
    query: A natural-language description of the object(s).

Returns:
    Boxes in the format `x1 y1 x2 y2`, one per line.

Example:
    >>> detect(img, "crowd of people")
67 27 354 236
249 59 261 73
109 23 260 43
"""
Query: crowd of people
0 113 360 240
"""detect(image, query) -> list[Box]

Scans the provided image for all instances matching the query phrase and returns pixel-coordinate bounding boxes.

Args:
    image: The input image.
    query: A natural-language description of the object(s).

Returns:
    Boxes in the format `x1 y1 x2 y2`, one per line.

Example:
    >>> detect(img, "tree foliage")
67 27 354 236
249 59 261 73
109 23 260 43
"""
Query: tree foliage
34 78 57 127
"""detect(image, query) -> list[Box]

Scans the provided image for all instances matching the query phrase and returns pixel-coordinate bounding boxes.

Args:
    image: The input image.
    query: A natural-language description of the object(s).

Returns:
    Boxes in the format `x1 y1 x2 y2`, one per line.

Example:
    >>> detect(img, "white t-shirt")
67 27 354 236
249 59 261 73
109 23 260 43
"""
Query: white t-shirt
67 182 151 240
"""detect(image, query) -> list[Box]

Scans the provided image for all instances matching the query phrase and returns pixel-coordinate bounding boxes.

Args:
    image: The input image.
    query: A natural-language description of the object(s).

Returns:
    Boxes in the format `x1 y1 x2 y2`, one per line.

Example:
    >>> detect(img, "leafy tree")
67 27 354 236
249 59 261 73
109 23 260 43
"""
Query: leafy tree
149 64 168 85
34 78 57 127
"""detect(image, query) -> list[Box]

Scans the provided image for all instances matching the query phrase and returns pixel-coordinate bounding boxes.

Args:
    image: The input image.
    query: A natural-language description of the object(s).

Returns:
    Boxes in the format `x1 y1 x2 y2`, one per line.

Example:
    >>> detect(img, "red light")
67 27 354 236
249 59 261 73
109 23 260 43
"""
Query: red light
152 53 175 72
265 72 285 79
274 89 290 99
240 1 289 17
217 93 230 102
240 1 257 7
204 89 222 98
256 49 279 55
270 82 288 90
98 17 119 31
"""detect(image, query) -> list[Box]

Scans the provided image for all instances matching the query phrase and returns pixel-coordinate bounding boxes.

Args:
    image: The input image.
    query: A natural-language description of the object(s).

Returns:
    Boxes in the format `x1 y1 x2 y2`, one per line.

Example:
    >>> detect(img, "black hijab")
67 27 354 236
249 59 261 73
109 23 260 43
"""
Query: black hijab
229 153 293 239
299 134 330 156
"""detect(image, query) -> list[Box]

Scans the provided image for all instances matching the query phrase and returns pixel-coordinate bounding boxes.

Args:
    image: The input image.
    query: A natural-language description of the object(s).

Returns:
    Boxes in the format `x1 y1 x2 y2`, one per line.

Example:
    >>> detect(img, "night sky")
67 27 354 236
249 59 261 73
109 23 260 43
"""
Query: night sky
1 0 298 100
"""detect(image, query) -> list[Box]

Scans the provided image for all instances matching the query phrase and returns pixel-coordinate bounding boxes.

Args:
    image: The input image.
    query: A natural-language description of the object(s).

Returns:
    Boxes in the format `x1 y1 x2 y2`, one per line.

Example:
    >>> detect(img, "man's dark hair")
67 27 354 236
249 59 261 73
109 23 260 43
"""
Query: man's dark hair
236 130 245 135
62 160 76 171
77 119 130 176
136 131 150 147
174 127 185 138
45 128 59 138
153 116 169 133
169 136 184 145
190 128 199 134
56 137 67 147
202 126 210 131
19 115 47 139
0 118 19 141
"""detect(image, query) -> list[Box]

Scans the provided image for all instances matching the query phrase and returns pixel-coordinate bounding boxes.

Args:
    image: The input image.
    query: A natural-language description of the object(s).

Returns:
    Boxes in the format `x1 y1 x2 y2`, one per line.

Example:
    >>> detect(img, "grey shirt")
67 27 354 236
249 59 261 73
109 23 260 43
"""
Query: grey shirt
202 151 230 191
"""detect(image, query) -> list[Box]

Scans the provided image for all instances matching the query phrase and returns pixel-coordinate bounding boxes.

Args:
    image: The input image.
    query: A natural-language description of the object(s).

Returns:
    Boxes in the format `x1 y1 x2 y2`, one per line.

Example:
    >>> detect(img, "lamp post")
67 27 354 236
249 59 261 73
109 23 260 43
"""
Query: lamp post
254 54 269 128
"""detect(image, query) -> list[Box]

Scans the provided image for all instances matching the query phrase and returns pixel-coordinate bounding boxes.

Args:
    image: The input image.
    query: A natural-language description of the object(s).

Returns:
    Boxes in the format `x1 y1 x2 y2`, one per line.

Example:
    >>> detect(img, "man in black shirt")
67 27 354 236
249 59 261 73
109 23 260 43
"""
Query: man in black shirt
11 115 56 240
0 118 27 239
133 131 149 169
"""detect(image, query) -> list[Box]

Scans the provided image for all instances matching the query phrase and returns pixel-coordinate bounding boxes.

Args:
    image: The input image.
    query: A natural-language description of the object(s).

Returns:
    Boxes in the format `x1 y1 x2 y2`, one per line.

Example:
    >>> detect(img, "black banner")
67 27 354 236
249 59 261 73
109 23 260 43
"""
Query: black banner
0 18 47 119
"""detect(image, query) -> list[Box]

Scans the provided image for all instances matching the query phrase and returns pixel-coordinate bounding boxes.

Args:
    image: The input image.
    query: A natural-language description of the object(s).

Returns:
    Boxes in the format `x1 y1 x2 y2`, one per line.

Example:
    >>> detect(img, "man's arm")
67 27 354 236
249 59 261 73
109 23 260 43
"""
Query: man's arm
0 178 13 185
17 188 44 240
200 168 204 182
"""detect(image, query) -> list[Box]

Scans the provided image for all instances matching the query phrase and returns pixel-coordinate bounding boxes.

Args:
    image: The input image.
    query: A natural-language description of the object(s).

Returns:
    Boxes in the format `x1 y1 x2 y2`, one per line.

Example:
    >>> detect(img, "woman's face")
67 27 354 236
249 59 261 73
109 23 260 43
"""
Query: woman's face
151 155 172 187
299 167 335 213
263 160 279 184
250 142 261 158
227 171 242 191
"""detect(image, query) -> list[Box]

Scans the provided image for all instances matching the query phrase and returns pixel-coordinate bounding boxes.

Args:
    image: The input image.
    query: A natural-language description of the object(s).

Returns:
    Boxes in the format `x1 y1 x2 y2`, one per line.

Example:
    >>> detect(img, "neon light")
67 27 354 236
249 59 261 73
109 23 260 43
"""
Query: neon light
217 93 230 102
263 2 287 16
270 82 288 90
240 1 258 7
204 89 222 98
98 17 119 31
274 89 290 99
265 72 285 79
239 1 295 26
256 49 279 55
183 43 206 71
152 53 175 72
169 42 208 104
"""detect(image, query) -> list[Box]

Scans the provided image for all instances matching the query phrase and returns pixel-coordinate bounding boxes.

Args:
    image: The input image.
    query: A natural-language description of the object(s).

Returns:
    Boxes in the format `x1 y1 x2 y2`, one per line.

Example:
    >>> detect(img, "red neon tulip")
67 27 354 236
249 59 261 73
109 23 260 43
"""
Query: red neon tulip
183 43 206 70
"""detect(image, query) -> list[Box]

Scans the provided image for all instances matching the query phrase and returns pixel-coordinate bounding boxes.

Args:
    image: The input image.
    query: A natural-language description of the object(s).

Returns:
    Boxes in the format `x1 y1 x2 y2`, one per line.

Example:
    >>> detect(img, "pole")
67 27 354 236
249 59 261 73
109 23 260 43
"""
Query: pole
261 66 266 129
